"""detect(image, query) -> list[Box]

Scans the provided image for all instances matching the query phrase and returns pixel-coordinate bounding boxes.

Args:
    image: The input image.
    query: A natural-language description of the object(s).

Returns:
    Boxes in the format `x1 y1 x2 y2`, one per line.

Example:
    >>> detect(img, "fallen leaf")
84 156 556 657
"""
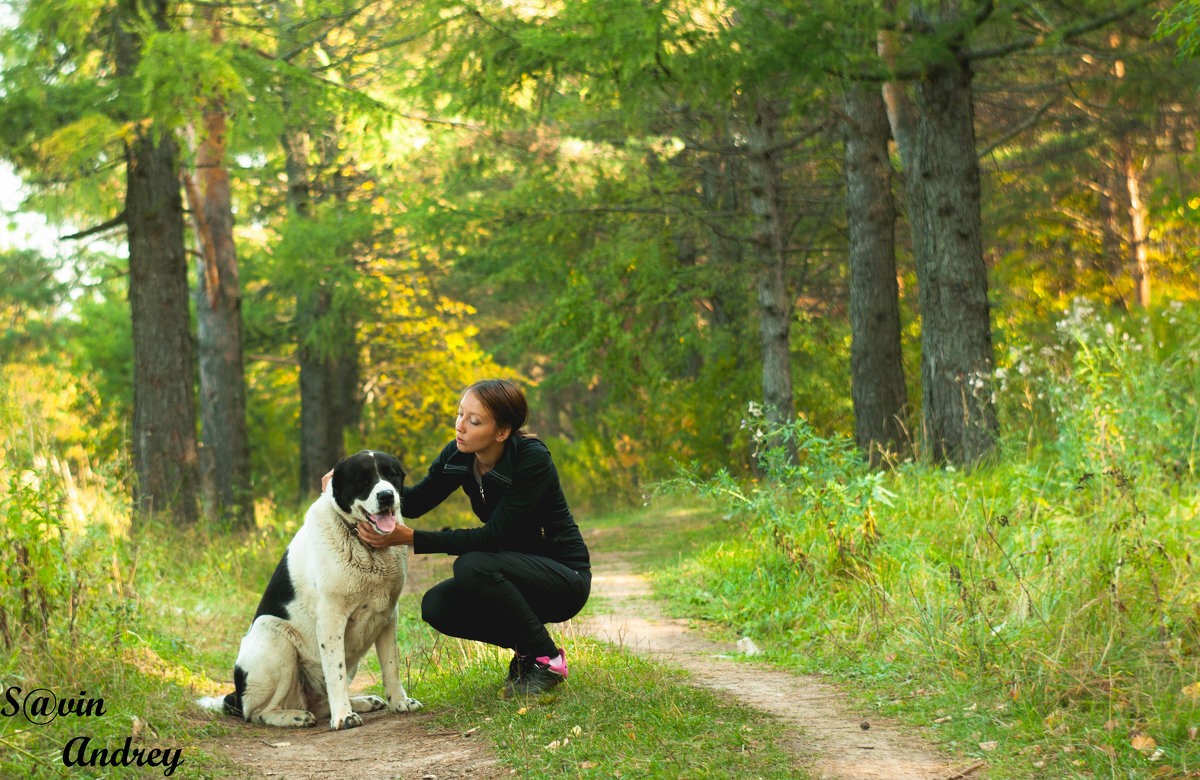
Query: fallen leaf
571 725 582 737
979 741 998 752
517 707 528 715
1104 719 1120 732
1188 725 1198 741
579 762 597 770
1183 681 1200 700
1131 732 1157 753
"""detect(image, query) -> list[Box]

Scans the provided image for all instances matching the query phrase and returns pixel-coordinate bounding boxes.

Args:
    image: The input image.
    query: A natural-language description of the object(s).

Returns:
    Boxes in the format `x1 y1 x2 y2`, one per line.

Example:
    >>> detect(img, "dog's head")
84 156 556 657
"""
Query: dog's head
328 449 406 534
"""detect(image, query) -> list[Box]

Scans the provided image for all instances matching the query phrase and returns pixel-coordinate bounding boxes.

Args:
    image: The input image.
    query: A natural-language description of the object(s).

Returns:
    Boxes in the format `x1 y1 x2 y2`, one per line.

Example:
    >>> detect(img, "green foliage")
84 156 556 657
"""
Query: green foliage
1158 0 1200 59
0 248 70 361
0 377 132 652
138 31 249 131
670 408 895 578
657 302 1200 777
995 298 1200 476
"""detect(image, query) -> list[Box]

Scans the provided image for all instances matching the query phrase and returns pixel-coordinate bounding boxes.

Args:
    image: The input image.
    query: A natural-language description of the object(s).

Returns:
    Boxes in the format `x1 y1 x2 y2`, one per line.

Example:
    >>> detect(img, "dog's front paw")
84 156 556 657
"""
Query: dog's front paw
390 696 422 713
330 711 364 730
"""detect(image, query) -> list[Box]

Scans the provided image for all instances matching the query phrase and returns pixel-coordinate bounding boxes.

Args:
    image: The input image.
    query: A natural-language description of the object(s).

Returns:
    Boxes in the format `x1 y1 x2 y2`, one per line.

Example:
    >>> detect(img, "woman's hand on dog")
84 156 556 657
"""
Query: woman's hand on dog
356 520 414 548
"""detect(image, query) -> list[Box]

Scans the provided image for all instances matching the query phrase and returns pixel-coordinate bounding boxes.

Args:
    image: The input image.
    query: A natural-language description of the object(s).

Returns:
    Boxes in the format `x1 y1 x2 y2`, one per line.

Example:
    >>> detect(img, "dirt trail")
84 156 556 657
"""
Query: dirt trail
201 546 981 779
580 553 983 780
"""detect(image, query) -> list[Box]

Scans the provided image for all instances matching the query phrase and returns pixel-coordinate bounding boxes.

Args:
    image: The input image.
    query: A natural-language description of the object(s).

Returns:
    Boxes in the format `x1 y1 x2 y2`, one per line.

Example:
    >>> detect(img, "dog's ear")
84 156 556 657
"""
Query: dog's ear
328 454 350 495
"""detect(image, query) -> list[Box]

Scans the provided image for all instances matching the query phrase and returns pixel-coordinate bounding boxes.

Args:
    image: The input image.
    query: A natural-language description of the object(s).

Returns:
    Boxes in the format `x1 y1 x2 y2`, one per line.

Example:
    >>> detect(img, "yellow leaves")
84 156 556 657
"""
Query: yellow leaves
1182 681 1200 700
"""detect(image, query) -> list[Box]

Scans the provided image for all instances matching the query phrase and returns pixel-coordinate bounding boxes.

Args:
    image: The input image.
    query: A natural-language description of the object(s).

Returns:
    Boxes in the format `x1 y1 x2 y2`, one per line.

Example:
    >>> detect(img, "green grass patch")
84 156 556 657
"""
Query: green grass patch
401 634 799 779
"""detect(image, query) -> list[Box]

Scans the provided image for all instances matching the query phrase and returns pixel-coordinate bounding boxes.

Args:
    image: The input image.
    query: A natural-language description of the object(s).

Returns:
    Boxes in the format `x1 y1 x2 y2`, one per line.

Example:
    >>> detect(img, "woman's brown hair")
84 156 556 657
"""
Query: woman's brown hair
464 379 533 439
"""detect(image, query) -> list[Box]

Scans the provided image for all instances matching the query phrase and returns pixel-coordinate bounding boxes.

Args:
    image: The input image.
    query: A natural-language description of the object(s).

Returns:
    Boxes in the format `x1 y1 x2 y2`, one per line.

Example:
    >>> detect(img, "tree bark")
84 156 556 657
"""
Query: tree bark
187 8 254 527
745 96 795 434
843 83 910 466
125 126 201 524
1122 147 1151 307
908 43 998 466
116 0 200 524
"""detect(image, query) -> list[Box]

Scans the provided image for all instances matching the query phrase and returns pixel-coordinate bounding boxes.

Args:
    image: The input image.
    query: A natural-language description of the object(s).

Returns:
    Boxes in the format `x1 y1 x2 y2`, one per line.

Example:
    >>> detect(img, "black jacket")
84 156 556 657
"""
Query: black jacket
403 436 590 570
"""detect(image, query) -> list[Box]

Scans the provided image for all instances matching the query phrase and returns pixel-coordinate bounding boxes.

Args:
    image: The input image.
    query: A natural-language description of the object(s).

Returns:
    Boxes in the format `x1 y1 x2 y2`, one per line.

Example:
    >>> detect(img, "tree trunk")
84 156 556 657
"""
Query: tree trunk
745 96 795 433
908 47 998 466
126 125 201 524
282 128 358 497
843 83 909 466
116 0 200 524
187 8 254 527
1122 149 1151 307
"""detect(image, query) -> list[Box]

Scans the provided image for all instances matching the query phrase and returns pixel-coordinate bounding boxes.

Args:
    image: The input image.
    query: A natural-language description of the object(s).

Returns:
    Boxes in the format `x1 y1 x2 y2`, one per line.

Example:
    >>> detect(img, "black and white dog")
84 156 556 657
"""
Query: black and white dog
205 450 421 730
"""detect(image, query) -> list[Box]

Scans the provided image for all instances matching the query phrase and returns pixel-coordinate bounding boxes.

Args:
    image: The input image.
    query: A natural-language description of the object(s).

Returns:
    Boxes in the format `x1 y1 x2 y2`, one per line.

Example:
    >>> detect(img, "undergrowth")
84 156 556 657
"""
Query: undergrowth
657 300 1200 779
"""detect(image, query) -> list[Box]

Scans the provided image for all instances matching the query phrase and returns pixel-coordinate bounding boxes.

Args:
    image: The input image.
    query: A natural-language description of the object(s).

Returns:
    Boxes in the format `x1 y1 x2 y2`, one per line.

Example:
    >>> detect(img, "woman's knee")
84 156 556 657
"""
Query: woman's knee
452 550 501 587
420 581 456 630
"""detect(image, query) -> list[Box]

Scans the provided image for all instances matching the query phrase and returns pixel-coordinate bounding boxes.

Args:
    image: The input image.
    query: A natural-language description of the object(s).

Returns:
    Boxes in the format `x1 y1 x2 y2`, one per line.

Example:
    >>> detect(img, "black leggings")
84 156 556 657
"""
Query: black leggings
421 550 591 659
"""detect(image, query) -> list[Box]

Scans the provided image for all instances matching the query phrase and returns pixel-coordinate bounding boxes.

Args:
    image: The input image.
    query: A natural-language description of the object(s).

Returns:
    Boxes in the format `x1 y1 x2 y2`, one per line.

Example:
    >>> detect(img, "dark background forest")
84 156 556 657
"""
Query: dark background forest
2 0 1199 520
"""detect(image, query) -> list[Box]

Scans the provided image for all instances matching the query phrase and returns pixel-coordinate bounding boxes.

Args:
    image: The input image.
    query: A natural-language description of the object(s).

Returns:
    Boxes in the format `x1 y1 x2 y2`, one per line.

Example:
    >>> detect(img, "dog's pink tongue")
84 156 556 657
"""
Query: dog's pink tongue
371 511 397 533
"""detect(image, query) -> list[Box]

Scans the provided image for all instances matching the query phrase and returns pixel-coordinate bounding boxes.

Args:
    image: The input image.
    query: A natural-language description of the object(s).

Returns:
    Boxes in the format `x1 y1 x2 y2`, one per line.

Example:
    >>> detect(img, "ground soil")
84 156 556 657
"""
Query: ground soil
198 540 984 780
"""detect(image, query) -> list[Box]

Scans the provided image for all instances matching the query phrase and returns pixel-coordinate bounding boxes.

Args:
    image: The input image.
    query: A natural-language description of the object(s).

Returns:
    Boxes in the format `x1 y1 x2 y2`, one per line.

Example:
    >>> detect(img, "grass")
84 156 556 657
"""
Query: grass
647 466 1200 779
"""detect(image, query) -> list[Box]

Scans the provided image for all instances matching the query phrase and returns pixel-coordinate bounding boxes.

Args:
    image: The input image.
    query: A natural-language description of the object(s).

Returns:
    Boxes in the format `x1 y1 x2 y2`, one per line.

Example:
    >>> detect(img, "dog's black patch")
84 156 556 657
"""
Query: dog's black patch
253 549 295 621
224 665 247 717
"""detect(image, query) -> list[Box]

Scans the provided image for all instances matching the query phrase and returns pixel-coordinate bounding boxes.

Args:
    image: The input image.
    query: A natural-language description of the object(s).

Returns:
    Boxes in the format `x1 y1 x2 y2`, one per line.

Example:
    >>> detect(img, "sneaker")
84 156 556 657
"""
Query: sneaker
505 652 527 683
502 653 536 698
511 649 567 696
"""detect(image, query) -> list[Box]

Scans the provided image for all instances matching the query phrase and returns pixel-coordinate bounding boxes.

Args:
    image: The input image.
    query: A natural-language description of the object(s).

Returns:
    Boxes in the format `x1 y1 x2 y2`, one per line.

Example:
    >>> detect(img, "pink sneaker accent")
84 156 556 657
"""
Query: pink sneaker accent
535 649 568 678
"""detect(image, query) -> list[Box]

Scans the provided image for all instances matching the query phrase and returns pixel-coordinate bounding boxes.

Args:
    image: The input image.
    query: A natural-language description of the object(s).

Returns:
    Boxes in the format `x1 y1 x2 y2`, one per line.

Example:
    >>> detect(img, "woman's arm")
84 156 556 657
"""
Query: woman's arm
400 441 461 518
413 444 556 555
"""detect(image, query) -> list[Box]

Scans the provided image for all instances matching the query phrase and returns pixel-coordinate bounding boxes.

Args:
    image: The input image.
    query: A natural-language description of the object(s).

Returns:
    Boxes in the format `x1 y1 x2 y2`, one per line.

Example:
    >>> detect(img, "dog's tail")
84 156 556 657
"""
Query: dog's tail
197 667 247 718
195 693 244 716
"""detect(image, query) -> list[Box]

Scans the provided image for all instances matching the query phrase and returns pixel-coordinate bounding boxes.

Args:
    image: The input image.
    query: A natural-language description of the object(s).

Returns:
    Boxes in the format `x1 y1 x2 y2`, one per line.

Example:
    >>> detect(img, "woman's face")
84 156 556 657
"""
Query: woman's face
455 391 509 457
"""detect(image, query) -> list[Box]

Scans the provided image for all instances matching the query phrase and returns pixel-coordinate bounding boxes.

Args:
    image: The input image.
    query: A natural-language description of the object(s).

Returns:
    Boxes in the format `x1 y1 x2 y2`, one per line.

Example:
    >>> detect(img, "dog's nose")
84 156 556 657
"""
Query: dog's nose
376 490 395 508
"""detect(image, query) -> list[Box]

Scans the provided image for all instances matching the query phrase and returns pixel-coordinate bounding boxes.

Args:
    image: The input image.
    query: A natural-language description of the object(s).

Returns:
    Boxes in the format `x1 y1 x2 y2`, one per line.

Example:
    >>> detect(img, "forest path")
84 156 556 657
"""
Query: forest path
202 538 982 779
579 550 985 780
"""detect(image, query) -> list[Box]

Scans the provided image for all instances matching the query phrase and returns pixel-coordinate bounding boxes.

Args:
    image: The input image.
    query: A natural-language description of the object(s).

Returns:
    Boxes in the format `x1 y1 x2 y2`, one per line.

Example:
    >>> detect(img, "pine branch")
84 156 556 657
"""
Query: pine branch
60 212 127 241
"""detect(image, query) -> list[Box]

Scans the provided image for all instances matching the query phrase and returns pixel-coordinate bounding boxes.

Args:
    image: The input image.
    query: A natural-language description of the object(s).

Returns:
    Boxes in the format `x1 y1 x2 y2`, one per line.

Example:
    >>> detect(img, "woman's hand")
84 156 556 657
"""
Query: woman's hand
356 520 415 549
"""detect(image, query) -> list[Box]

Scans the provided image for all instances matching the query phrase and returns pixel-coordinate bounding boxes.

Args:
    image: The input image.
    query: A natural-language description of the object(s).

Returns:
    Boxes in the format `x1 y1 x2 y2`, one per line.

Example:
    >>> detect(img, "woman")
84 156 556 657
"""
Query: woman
354 379 591 696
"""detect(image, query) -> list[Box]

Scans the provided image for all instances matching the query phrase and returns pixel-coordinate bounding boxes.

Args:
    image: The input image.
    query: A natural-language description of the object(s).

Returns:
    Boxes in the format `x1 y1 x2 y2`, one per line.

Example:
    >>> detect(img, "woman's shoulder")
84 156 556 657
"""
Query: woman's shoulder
507 435 555 471
512 434 551 457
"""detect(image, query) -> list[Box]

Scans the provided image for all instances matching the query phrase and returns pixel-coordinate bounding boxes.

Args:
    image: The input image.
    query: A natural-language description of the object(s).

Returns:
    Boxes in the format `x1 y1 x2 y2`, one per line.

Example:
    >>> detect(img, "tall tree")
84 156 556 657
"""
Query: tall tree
745 95 797 429
115 0 201 522
882 1 998 466
180 6 254 526
842 81 909 465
